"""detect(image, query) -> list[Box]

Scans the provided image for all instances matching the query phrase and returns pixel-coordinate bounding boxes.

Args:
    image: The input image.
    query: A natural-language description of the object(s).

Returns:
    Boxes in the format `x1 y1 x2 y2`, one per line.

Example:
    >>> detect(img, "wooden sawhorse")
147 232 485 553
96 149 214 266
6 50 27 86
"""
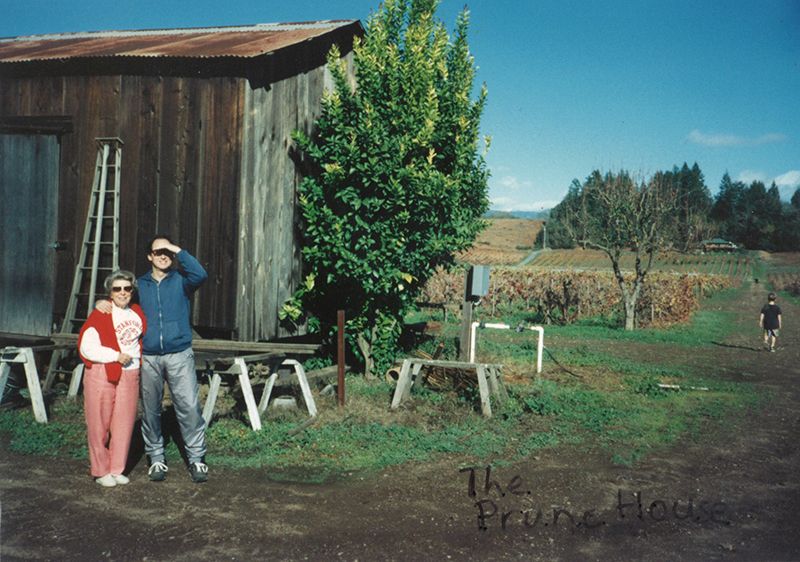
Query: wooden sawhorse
202 356 317 431
390 358 507 418
0 346 49 423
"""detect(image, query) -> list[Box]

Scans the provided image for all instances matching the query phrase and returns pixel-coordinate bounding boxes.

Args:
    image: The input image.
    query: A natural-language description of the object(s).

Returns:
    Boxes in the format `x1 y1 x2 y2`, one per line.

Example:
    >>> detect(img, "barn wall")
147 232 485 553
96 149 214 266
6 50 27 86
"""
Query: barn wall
0 24 359 340
0 73 244 333
236 50 353 341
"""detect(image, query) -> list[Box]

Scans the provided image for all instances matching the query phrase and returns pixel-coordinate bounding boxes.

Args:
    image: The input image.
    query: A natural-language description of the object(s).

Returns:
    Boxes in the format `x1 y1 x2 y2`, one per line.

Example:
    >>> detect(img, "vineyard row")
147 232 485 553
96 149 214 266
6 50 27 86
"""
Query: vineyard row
420 268 735 327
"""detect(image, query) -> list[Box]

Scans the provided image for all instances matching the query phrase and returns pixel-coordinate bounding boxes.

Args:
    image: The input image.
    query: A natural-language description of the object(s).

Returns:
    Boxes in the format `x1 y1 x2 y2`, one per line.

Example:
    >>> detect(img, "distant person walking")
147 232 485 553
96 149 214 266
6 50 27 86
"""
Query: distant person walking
759 292 782 352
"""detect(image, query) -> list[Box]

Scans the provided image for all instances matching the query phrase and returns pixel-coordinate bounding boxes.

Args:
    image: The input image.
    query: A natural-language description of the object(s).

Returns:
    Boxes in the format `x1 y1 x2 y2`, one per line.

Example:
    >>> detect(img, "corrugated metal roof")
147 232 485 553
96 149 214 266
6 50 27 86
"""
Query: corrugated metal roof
0 21 359 63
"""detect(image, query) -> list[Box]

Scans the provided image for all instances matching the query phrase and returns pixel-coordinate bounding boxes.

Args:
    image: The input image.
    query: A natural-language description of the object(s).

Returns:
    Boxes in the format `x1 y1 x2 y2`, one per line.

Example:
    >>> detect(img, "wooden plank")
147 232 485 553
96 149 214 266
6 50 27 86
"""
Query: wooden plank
236 82 256 340
214 77 242 330
234 357 261 430
282 359 317 417
202 372 222 428
157 75 183 236
476 365 492 418
390 359 413 409
192 76 241 332
275 74 298 338
49 333 320 355
264 78 284 340
0 115 72 134
238 79 274 341
258 372 278 415
138 76 163 240
395 358 503 370
118 74 144 272
256 81 274 340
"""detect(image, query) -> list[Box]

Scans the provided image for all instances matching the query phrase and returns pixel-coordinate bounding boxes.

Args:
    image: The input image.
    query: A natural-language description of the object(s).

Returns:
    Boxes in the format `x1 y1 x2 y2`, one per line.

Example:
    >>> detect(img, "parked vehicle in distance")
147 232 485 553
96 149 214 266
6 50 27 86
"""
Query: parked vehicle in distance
700 238 739 252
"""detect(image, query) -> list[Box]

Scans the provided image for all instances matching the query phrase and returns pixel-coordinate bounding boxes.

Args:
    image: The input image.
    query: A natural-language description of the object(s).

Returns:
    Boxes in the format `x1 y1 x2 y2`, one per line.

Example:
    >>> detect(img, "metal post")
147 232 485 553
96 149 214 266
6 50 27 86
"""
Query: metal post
337 309 345 407
459 299 474 361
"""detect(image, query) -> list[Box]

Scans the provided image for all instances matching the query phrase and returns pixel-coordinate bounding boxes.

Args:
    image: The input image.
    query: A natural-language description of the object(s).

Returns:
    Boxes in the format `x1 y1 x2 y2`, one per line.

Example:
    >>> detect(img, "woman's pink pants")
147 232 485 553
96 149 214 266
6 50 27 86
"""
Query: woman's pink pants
83 364 140 477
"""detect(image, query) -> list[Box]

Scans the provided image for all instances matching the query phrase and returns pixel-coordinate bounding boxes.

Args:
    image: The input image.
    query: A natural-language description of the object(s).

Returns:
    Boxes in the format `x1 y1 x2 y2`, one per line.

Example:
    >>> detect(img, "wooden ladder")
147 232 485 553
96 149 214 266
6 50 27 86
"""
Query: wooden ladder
44 138 123 391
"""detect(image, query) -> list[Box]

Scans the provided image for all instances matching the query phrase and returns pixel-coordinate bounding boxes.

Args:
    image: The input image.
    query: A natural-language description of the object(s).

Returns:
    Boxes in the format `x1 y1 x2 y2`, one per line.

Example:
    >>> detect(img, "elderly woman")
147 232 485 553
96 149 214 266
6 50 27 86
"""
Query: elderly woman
78 270 146 487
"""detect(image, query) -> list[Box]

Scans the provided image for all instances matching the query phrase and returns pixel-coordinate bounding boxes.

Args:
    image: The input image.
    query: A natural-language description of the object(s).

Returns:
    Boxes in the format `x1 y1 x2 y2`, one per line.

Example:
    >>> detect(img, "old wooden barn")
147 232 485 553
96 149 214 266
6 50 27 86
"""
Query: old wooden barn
0 21 360 342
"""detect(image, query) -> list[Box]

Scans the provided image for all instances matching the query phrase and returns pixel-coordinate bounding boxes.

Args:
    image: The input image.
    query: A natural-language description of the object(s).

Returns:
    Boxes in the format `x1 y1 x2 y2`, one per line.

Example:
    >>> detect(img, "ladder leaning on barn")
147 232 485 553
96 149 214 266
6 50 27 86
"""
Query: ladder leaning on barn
44 138 123 391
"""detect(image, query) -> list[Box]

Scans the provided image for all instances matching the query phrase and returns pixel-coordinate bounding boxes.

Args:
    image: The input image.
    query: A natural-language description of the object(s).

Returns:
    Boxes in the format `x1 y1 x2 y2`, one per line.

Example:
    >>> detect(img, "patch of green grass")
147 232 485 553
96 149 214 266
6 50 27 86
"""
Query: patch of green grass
0 399 87 457
510 375 763 467
544 308 737 348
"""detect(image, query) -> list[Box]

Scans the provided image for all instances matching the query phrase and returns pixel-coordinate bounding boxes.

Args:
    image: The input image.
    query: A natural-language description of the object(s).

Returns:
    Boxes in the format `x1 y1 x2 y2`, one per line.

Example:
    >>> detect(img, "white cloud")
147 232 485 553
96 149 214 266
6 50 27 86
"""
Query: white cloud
736 170 768 184
490 195 561 212
498 175 533 191
687 129 787 147
736 169 800 189
774 170 800 188
754 133 787 145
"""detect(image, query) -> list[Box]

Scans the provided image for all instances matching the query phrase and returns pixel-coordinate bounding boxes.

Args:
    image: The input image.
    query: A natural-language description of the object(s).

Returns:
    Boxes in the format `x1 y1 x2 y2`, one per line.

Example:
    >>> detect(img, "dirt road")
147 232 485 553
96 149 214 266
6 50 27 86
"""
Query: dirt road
2 283 799 561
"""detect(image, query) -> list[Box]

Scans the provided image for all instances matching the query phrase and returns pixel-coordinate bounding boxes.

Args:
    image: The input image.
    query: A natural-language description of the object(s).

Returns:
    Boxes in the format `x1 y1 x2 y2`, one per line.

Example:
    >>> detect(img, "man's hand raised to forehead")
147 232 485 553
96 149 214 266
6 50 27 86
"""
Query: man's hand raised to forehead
151 239 182 255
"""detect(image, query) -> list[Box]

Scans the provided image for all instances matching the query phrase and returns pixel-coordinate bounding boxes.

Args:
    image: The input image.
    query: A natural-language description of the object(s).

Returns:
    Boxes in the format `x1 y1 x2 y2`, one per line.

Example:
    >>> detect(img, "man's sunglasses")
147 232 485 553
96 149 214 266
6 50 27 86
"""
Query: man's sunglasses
151 249 175 258
111 286 134 293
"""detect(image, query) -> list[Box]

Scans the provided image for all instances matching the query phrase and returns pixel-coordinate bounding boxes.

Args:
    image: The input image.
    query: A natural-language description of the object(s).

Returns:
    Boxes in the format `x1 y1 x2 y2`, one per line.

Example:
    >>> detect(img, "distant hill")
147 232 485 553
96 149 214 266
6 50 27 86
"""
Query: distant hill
459 218 544 265
484 209 551 219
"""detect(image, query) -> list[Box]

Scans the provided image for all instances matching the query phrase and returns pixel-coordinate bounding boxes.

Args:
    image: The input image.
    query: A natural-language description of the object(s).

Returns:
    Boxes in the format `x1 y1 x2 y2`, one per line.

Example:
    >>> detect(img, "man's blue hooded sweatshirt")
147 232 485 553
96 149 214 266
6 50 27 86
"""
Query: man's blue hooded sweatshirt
138 250 207 355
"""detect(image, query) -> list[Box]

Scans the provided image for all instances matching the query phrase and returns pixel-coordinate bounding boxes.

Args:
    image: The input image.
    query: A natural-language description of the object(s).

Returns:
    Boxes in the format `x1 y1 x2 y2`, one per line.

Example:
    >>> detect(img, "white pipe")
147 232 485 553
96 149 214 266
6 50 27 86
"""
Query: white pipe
469 322 544 374
469 322 480 363
531 326 544 374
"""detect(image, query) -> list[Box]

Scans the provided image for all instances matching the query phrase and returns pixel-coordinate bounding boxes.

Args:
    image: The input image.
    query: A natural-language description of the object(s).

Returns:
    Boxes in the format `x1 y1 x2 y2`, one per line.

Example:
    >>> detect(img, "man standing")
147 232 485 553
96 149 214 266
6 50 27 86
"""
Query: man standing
136 235 209 482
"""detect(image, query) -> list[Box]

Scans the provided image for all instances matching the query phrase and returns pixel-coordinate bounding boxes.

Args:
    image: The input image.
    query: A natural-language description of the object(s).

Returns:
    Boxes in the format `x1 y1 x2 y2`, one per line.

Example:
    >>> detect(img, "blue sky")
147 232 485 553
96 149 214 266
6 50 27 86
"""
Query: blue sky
3 0 799 210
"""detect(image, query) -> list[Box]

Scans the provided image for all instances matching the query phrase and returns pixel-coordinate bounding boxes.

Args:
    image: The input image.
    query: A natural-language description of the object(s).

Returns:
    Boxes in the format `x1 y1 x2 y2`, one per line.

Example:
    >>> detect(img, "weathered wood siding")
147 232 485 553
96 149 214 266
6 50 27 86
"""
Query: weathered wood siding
237 52 351 341
237 70 310 341
0 133 59 335
0 74 243 333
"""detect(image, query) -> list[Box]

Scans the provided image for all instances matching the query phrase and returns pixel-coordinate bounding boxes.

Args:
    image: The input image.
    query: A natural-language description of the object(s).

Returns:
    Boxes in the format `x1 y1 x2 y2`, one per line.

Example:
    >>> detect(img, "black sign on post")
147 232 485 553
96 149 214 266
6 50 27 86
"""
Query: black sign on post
465 265 490 301
460 265 490 361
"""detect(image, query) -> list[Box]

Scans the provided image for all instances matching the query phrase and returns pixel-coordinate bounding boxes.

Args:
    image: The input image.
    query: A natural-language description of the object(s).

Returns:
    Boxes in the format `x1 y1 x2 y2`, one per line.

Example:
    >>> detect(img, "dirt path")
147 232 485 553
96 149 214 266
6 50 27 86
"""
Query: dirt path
2 283 799 561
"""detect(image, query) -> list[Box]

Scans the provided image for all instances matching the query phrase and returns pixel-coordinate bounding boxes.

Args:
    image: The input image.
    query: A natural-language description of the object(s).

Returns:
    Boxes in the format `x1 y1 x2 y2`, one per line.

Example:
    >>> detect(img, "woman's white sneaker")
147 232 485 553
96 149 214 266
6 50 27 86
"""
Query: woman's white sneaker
96 474 117 487
112 474 130 484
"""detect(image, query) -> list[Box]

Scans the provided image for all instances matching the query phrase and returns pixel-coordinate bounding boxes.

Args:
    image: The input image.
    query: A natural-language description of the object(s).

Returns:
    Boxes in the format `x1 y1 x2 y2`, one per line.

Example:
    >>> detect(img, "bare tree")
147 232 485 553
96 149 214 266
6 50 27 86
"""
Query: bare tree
567 170 677 330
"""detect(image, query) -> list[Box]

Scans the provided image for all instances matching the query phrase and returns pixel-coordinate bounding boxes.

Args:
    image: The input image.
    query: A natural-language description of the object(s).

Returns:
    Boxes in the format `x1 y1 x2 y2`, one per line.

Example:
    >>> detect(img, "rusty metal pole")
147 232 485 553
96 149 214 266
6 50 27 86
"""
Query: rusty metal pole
337 309 345 407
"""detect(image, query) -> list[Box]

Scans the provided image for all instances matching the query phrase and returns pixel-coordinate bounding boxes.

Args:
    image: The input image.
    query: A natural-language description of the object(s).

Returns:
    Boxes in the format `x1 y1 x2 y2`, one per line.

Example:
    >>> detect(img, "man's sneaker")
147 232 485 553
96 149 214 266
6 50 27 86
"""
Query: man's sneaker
148 461 168 481
96 474 117 487
189 462 208 483
112 474 130 485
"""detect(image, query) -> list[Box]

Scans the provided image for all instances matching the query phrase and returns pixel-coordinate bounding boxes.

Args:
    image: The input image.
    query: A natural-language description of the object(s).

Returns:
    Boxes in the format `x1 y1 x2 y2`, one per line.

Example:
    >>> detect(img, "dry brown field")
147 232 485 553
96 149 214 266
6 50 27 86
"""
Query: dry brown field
459 218 544 264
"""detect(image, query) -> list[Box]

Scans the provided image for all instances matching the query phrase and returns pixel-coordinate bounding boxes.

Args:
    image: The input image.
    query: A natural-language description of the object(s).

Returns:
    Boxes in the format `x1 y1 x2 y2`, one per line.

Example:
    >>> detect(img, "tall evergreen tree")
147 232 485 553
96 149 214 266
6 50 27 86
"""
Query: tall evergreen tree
711 173 746 241
792 188 800 210
540 178 582 249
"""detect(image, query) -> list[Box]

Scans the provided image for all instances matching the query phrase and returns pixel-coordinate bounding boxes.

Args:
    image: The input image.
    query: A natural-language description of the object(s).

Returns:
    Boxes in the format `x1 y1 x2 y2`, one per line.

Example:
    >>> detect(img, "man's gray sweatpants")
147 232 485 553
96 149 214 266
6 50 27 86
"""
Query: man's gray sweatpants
140 348 206 464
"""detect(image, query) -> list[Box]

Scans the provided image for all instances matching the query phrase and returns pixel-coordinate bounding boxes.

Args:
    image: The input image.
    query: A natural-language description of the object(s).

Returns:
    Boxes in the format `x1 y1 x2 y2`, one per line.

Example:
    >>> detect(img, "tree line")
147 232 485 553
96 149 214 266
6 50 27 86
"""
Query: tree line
544 163 800 252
